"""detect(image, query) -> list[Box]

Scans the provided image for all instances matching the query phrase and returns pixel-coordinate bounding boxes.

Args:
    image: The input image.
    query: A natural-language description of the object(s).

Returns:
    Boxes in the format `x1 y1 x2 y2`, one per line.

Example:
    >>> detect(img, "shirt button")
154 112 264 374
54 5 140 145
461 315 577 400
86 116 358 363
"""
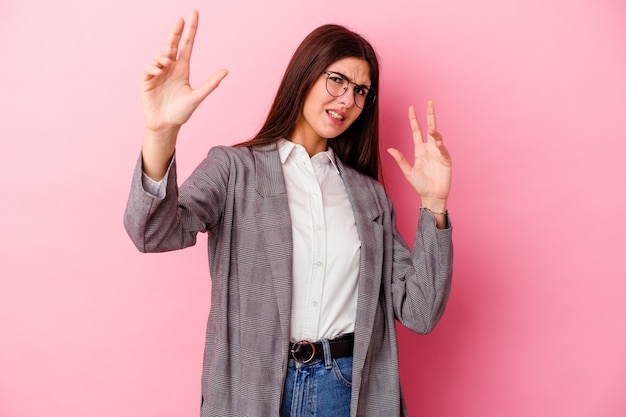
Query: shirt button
315 261 322 267
312 301 319 307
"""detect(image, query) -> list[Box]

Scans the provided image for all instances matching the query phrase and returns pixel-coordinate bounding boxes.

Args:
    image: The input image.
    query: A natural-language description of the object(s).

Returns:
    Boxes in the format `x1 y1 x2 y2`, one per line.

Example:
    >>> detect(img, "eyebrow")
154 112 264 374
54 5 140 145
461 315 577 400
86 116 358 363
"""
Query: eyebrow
327 70 371 89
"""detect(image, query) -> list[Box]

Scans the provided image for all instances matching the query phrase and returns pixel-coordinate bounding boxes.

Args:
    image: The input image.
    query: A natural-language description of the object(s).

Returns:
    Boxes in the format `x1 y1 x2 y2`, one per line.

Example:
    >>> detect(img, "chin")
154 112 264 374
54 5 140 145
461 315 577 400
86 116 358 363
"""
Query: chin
322 127 348 140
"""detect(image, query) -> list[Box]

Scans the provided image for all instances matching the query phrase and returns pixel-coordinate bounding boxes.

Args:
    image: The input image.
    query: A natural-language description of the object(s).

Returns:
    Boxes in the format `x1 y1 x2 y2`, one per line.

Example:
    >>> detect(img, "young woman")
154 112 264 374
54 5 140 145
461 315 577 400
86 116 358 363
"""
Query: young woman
124 10 453 417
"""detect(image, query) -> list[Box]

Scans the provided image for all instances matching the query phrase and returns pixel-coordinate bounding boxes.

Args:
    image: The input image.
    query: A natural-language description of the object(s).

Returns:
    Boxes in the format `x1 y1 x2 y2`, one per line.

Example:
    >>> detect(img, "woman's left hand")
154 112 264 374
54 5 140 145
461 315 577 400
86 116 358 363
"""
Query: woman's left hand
387 100 452 212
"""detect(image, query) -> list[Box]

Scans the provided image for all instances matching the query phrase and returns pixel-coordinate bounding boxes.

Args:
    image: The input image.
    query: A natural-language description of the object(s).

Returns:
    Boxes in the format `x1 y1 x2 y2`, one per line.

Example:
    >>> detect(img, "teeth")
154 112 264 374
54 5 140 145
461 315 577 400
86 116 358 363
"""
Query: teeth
327 110 344 120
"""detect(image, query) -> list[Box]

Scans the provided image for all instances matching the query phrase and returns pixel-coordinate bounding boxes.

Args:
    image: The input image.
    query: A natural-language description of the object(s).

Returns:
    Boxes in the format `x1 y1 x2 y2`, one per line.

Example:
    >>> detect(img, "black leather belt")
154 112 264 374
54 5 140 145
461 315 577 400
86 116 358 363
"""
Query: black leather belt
290 333 354 364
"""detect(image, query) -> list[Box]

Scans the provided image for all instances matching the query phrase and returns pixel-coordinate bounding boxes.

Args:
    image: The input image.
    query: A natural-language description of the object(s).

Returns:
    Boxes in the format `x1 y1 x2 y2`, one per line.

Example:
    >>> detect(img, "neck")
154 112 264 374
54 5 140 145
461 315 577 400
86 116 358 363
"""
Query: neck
289 129 328 157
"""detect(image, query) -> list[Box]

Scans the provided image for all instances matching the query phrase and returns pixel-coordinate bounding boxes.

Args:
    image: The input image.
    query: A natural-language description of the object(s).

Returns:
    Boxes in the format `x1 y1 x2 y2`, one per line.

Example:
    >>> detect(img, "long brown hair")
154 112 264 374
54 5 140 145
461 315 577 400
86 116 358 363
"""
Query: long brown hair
236 24 381 180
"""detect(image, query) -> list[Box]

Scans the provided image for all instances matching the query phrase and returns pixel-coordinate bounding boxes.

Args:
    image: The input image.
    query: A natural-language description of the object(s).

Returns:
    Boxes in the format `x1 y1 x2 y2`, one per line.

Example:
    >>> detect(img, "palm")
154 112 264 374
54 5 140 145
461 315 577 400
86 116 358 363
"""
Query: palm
142 59 195 129
388 101 452 202
141 10 228 132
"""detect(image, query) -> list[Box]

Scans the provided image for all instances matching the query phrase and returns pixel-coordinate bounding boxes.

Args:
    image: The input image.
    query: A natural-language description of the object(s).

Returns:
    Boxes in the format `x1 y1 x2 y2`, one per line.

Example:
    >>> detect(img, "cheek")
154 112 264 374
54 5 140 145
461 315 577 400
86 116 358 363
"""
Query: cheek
306 79 331 106
346 110 364 126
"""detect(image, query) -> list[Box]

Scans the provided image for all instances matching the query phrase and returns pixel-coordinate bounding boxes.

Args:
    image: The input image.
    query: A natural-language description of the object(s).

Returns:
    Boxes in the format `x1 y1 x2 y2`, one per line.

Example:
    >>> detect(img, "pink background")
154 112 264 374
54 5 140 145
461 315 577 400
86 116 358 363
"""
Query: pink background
1 0 625 416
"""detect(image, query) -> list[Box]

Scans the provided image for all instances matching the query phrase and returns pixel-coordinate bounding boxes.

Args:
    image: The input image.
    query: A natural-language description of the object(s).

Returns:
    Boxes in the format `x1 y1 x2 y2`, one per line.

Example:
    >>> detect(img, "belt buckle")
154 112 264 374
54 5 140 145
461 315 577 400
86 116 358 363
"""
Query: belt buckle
291 340 315 364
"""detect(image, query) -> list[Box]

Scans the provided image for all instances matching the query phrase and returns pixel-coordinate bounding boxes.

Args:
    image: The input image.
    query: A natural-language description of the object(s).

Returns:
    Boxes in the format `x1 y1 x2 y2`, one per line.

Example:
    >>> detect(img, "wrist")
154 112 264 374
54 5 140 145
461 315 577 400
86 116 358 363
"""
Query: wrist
144 125 181 143
420 203 449 229
419 198 448 214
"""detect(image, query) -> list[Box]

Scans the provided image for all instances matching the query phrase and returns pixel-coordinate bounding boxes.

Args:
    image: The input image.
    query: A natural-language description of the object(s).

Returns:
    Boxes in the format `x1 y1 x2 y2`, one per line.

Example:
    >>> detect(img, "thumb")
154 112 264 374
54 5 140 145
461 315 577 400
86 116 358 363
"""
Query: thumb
192 68 230 103
387 148 412 176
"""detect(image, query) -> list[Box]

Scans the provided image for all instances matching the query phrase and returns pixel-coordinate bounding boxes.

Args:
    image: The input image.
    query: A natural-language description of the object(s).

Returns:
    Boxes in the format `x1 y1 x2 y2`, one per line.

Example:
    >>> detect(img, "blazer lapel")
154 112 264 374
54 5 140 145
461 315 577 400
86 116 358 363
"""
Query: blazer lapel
252 143 293 344
335 159 384 374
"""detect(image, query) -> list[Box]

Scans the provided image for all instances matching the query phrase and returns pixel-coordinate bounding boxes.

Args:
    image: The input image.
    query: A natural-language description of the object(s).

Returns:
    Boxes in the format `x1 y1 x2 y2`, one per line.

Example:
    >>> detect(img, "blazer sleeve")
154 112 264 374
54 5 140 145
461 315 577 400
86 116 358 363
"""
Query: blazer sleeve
390 208 453 334
123 147 231 253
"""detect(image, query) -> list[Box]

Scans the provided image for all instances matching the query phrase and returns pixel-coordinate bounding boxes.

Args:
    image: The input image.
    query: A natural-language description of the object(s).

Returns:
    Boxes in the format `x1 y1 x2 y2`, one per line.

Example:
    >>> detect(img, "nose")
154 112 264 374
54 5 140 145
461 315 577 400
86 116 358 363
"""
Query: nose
337 87 355 108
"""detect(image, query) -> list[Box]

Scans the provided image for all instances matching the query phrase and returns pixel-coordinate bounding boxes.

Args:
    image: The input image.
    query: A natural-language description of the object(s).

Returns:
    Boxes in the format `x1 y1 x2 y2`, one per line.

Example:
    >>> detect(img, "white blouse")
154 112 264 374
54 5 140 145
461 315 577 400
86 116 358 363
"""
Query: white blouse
277 139 361 343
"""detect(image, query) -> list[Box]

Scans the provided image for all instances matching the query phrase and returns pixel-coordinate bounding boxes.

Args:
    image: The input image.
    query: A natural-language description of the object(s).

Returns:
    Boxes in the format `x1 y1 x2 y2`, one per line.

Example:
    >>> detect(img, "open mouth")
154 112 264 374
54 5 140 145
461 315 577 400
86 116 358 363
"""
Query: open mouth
327 110 345 121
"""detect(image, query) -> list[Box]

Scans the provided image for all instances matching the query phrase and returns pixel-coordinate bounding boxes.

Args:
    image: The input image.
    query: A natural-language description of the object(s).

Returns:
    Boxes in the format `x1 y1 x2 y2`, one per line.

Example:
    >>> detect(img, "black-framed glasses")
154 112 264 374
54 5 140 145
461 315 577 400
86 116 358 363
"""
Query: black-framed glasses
323 71 376 110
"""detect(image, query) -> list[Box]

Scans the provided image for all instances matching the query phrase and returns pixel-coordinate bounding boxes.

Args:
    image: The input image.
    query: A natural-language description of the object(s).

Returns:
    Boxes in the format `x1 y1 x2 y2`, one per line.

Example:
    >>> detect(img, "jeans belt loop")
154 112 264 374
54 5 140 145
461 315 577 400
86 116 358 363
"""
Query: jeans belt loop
321 338 332 370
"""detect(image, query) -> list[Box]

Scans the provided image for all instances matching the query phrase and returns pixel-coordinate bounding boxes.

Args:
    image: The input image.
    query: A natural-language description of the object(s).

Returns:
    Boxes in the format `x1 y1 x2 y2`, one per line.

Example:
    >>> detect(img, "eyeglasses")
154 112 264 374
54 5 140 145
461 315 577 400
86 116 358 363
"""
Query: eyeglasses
323 71 376 110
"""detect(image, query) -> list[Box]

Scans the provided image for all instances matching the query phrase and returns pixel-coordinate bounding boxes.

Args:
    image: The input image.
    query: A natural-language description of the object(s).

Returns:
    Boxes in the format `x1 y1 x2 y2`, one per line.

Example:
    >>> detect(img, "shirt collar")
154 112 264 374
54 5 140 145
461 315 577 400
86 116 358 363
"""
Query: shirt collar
277 139 340 174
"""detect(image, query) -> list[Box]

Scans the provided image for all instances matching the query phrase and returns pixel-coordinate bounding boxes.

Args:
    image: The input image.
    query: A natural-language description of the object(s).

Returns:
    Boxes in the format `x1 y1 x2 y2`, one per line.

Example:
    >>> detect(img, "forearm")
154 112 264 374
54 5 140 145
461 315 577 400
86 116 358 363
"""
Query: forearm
392 209 453 333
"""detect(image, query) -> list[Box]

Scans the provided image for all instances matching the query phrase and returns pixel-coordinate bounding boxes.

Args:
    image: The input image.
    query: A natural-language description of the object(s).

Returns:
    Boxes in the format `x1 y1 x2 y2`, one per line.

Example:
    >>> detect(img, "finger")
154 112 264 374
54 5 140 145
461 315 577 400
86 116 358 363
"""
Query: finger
143 64 164 80
152 53 171 70
387 148 413 176
436 142 453 166
408 105 425 146
430 132 452 166
428 129 443 143
164 17 185 60
191 68 230 103
426 99 437 132
177 9 199 62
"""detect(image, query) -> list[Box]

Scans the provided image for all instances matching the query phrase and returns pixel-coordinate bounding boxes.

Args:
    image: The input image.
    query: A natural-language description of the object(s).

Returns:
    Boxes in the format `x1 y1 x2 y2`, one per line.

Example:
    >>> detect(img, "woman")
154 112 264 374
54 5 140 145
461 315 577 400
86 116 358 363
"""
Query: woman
124 10 453 417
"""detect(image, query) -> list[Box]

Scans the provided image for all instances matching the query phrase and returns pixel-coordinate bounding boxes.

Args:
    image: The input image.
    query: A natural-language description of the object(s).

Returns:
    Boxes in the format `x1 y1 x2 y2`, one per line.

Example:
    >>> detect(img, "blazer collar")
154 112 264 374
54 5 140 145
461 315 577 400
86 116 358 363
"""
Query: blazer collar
252 142 287 198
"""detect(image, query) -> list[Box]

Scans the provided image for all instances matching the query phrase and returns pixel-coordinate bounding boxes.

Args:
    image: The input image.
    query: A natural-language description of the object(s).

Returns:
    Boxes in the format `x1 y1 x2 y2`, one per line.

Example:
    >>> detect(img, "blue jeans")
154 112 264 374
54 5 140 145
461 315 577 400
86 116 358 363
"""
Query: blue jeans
280 339 353 417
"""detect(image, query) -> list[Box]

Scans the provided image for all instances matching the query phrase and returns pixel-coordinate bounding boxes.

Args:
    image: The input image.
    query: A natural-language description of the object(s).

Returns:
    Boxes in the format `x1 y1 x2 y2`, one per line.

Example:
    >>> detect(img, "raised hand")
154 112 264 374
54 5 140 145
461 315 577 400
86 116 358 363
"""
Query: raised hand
140 10 228 181
142 9 229 133
387 101 452 220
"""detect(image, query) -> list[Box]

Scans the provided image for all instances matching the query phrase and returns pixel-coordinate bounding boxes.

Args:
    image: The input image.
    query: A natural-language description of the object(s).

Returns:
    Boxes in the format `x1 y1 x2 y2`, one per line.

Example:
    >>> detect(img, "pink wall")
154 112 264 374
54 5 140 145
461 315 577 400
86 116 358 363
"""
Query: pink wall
1 0 625 416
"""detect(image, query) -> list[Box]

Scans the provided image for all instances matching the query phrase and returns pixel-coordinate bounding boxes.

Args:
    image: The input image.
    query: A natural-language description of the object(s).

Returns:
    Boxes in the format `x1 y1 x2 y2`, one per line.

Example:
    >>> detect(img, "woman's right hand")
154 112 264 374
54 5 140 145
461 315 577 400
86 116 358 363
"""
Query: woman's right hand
140 10 228 181
141 9 229 134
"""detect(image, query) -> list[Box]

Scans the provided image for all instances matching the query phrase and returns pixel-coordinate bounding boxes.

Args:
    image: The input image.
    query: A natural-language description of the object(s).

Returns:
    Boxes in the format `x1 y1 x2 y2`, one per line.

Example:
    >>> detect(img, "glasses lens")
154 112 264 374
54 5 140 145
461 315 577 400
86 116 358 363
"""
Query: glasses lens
354 85 371 109
326 73 348 97
361 89 376 109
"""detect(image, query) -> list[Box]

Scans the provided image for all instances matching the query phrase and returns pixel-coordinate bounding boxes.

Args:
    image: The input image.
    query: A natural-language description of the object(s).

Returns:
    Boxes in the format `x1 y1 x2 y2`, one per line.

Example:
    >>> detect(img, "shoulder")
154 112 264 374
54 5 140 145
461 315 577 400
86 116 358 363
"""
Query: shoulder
207 144 278 163
201 145 262 174
197 144 280 185
207 145 253 162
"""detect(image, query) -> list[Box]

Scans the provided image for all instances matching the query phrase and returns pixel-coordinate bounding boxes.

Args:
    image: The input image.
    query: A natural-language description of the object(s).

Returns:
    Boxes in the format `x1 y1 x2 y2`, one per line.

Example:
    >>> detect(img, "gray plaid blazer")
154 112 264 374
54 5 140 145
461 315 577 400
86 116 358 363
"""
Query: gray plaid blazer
124 143 453 417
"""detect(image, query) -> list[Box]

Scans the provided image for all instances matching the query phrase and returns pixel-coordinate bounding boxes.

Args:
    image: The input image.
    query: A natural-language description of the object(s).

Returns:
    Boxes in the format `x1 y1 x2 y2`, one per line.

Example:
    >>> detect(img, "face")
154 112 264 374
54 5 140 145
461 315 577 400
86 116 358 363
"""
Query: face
291 57 371 151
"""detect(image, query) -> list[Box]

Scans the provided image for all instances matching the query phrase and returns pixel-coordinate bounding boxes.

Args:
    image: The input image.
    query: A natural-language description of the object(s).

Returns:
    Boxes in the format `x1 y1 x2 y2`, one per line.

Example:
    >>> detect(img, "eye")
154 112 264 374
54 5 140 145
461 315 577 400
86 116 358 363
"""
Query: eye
329 75 345 85
354 86 369 97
